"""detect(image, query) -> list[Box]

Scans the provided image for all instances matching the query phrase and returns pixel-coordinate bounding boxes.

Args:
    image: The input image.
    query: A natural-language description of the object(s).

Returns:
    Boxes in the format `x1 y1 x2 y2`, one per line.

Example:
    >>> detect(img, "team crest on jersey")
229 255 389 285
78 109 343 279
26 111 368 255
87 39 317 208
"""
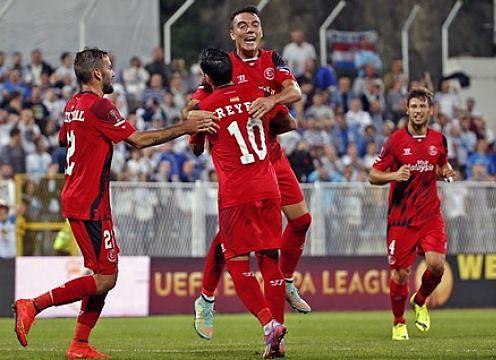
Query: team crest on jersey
264 67 275 80
108 109 121 122
403 148 412 156
428 145 438 156
108 249 117 263
388 255 396 265
237 74 248 84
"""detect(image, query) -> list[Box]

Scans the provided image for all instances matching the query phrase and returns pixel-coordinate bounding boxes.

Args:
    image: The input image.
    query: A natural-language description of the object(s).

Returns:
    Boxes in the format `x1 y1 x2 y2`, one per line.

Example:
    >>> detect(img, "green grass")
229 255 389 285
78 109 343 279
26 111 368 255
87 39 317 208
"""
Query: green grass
1 310 495 359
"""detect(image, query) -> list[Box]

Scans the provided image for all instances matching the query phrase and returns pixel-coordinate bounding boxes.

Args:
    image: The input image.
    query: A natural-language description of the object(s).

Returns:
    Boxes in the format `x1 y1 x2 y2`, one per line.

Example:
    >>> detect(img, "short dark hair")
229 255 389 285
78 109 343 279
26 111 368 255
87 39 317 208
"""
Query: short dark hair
60 52 71 62
74 47 108 84
230 6 259 27
199 47 232 87
407 87 433 106
10 127 20 138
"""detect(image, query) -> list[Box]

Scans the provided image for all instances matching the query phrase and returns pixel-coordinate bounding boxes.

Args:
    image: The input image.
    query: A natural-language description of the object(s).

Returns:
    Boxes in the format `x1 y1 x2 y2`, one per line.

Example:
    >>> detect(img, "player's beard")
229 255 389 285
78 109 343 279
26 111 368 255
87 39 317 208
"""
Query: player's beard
103 82 114 95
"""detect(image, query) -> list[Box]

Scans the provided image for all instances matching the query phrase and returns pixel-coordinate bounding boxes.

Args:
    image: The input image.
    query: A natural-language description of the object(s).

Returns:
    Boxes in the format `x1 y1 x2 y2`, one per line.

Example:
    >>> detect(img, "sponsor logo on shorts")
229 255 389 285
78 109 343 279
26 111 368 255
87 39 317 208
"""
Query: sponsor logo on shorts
242 272 255 277
108 249 117 263
270 279 284 286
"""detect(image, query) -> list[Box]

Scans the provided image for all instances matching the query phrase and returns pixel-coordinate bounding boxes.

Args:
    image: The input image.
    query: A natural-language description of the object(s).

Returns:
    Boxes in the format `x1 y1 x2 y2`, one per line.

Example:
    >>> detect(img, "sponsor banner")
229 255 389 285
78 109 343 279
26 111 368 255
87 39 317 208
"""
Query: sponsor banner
15 256 149 318
149 257 408 314
326 30 378 69
0 258 15 316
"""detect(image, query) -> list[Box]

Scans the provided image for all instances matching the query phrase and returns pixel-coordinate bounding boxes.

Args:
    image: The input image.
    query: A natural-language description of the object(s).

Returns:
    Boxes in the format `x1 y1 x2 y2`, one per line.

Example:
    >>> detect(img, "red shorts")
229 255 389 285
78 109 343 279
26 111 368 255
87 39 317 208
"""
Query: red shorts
69 218 120 275
386 214 447 269
273 153 304 206
219 199 282 260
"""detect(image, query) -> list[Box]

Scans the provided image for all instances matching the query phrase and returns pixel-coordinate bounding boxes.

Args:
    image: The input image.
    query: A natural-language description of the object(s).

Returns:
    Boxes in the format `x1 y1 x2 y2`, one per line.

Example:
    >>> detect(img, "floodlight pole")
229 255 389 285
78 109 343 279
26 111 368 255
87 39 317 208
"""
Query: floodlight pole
164 0 195 65
319 0 346 66
0 0 16 22
257 0 271 11
442 0 463 75
79 0 99 50
401 5 420 81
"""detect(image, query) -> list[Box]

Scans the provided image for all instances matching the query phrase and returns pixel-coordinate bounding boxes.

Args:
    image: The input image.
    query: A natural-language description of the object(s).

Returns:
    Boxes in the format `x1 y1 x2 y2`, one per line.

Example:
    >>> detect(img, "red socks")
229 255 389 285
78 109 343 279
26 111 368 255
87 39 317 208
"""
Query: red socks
414 268 443 306
74 294 107 343
256 253 285 324
390 279 408 325
34 275 97 313
201 233 225 298
226 259 272 326
280 213 311 279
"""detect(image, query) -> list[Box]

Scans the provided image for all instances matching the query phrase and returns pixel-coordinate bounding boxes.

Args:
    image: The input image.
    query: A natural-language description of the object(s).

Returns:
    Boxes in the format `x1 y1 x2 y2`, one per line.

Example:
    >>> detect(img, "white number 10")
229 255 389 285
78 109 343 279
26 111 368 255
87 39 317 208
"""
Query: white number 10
227 118 267 165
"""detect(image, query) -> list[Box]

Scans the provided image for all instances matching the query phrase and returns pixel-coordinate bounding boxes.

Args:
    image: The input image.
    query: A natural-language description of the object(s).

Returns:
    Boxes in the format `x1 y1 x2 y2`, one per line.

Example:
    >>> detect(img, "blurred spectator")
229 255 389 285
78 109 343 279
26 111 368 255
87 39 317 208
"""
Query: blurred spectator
331 76 355 113
354 35 382 75
10 51 24 74
123 56 150 107
315 64 338 91
1 127 26 173
145 47 170 85
282 29 317 78
466 139 495 179
346 98 372 130
26 138 51 174
25 49 53 86
18 108 41 154
169 72 187 109
142 73 166 103
161 92 181 124
472 115 494 144
3 70 30 98
383 58 405 92
360 78 385 113
288 141 315 182
353 63 383 97
25 86 50 132
386 77 407 123
434 79 461 120
363 141 378 169
0 200 17 258
51 52 76 87
305 92 334 120
302 117 331 148
0 109 12 147
0 51 7 81
179 159 199 182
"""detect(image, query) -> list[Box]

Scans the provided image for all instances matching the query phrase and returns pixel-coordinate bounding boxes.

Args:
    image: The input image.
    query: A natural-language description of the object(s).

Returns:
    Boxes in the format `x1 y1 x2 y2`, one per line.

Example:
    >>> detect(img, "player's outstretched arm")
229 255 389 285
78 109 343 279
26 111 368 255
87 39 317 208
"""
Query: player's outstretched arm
126 116 218 149
369 165 411 186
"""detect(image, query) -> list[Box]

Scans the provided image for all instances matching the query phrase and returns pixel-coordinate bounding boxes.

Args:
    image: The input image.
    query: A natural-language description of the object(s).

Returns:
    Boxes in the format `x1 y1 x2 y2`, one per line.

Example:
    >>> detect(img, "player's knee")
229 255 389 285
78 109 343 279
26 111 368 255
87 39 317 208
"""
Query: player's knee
94 273 118 293
428 262 445 276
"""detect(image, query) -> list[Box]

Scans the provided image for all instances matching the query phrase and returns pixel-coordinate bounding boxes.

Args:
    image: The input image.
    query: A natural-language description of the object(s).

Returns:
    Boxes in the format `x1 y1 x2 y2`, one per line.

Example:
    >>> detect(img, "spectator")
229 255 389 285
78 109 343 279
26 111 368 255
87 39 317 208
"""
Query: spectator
25 86 50 132
363 141 378 169
123 56 150 107
51 52 76 87
354 35 382 75
305 92 334 120
434 79 461 120
161 92 181 125
18 108 41 154
142 73 166 103
1 127 26 174
0 200 17 258
145 47 170 85
10 51 24 74
353 63 383 97
360 78 385 113
0 51 7 82
331 76 355 113
43 88 65 123
288 140 315 182
466 139 496 179
179 159 199 182
26 137 51 174
25 49 53 86
2 70 30 98
168 72 187 109
383 58 405 92
315 63 338 91
302 117 331 148
386 77 407 123
282 29 317 78
0 109 12 147
346 97 372 130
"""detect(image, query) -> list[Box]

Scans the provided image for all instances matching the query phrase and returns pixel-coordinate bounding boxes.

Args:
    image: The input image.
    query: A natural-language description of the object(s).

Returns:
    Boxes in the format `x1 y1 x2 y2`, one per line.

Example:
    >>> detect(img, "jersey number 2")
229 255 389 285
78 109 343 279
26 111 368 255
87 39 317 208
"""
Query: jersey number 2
227 118 267 165
65 130 76 176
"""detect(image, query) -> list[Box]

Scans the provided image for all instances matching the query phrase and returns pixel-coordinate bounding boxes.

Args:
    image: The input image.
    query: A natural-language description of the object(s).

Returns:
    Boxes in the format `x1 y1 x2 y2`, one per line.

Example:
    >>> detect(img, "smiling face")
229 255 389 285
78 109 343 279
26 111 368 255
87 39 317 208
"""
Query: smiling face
230 11 263 58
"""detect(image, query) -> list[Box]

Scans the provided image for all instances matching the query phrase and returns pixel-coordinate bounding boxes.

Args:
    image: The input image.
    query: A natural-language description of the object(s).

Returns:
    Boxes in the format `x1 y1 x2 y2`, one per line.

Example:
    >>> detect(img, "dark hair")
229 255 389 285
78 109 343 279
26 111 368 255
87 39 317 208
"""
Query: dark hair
199 47 232 87
10 127 20 137
407 87 433 106
60 52 71 61
74 47 108 84
230 6 259 27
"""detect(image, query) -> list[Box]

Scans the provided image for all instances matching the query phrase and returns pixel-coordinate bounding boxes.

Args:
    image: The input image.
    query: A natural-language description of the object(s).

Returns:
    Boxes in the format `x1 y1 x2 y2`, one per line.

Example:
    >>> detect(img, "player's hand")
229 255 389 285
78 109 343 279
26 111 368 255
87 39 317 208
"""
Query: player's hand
184 110 219 134
249 96 276 119
440 163 456 182
394 165 411 182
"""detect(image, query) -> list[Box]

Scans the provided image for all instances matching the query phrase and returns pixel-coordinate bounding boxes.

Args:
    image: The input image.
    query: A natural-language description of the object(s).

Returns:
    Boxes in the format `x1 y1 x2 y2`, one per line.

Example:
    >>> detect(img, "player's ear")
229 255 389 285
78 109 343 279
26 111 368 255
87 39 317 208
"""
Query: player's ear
229 28 236 41
93 68 102 82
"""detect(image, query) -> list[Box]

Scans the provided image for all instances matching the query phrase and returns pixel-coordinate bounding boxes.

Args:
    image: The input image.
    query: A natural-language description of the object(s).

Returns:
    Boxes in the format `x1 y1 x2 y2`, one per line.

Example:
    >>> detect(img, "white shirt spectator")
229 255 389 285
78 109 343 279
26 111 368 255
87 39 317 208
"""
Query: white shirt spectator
0 213 15 258
282 30 317 77
123 57 150 100
26 151 52 174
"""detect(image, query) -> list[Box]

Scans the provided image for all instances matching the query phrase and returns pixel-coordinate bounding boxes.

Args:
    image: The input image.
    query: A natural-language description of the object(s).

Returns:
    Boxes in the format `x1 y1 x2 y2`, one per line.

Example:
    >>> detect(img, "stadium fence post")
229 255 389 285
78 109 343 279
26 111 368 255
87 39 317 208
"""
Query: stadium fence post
191 180 206 256
442 0 463 75
309 181 326 256
401 4 420 81
79 0 99 50
163 0 195 65
319 0 346 67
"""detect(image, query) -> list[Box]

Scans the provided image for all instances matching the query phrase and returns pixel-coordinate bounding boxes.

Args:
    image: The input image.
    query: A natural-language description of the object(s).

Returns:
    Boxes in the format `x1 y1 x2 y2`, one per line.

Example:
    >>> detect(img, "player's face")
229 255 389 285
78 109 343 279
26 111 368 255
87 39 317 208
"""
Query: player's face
230 12 263 56
99 55 115 95
407 97 432 128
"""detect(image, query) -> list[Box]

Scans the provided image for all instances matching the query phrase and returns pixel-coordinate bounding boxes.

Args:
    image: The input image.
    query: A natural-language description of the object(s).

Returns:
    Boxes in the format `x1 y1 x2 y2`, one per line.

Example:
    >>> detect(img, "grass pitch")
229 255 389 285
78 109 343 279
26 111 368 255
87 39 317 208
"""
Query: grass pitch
0 309 495 359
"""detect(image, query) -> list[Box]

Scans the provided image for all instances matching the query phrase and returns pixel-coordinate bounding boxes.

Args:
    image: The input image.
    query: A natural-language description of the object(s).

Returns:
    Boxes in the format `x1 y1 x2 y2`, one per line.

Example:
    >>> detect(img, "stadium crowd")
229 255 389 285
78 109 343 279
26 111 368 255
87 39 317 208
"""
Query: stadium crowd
0 37 495 186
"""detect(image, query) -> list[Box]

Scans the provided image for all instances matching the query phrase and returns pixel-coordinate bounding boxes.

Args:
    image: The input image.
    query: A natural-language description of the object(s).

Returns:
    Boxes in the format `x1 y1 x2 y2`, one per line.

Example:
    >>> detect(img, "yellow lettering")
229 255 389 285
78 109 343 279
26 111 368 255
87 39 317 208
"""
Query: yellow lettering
223 272 236 296
348 271 364 294
363 270 380 294
154 272 172 297
173 272 187 297
382 270 390 293
189 272 203 296
322 271 334 295
299 272 316 294
485 255 496 280
458 254 483 280
293 271 302 287
336 270 348 294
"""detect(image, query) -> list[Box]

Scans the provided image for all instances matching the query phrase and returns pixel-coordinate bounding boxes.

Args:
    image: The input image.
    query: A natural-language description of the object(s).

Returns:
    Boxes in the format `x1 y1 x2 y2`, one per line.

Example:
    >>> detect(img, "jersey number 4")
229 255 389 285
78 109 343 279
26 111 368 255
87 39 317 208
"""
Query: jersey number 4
228 118 267 165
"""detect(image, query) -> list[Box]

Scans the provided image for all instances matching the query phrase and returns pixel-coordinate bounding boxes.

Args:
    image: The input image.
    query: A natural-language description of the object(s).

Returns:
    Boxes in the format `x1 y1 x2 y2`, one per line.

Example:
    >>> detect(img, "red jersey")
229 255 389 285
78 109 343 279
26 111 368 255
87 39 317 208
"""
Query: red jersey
198 83 289 210
373 128 448 227
59 92 136 220
192 49 295 161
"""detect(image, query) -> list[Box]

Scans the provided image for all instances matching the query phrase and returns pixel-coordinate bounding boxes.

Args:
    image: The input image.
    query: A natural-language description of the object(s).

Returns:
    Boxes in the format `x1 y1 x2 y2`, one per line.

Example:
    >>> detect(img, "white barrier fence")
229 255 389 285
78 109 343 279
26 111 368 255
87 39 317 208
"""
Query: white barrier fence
110 181 496 257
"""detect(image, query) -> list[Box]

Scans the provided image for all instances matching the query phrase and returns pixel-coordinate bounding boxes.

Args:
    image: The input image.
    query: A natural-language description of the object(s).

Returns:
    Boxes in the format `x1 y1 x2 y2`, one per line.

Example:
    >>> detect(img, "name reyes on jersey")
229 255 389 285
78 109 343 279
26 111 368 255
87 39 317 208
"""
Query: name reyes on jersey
214 101 251 120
